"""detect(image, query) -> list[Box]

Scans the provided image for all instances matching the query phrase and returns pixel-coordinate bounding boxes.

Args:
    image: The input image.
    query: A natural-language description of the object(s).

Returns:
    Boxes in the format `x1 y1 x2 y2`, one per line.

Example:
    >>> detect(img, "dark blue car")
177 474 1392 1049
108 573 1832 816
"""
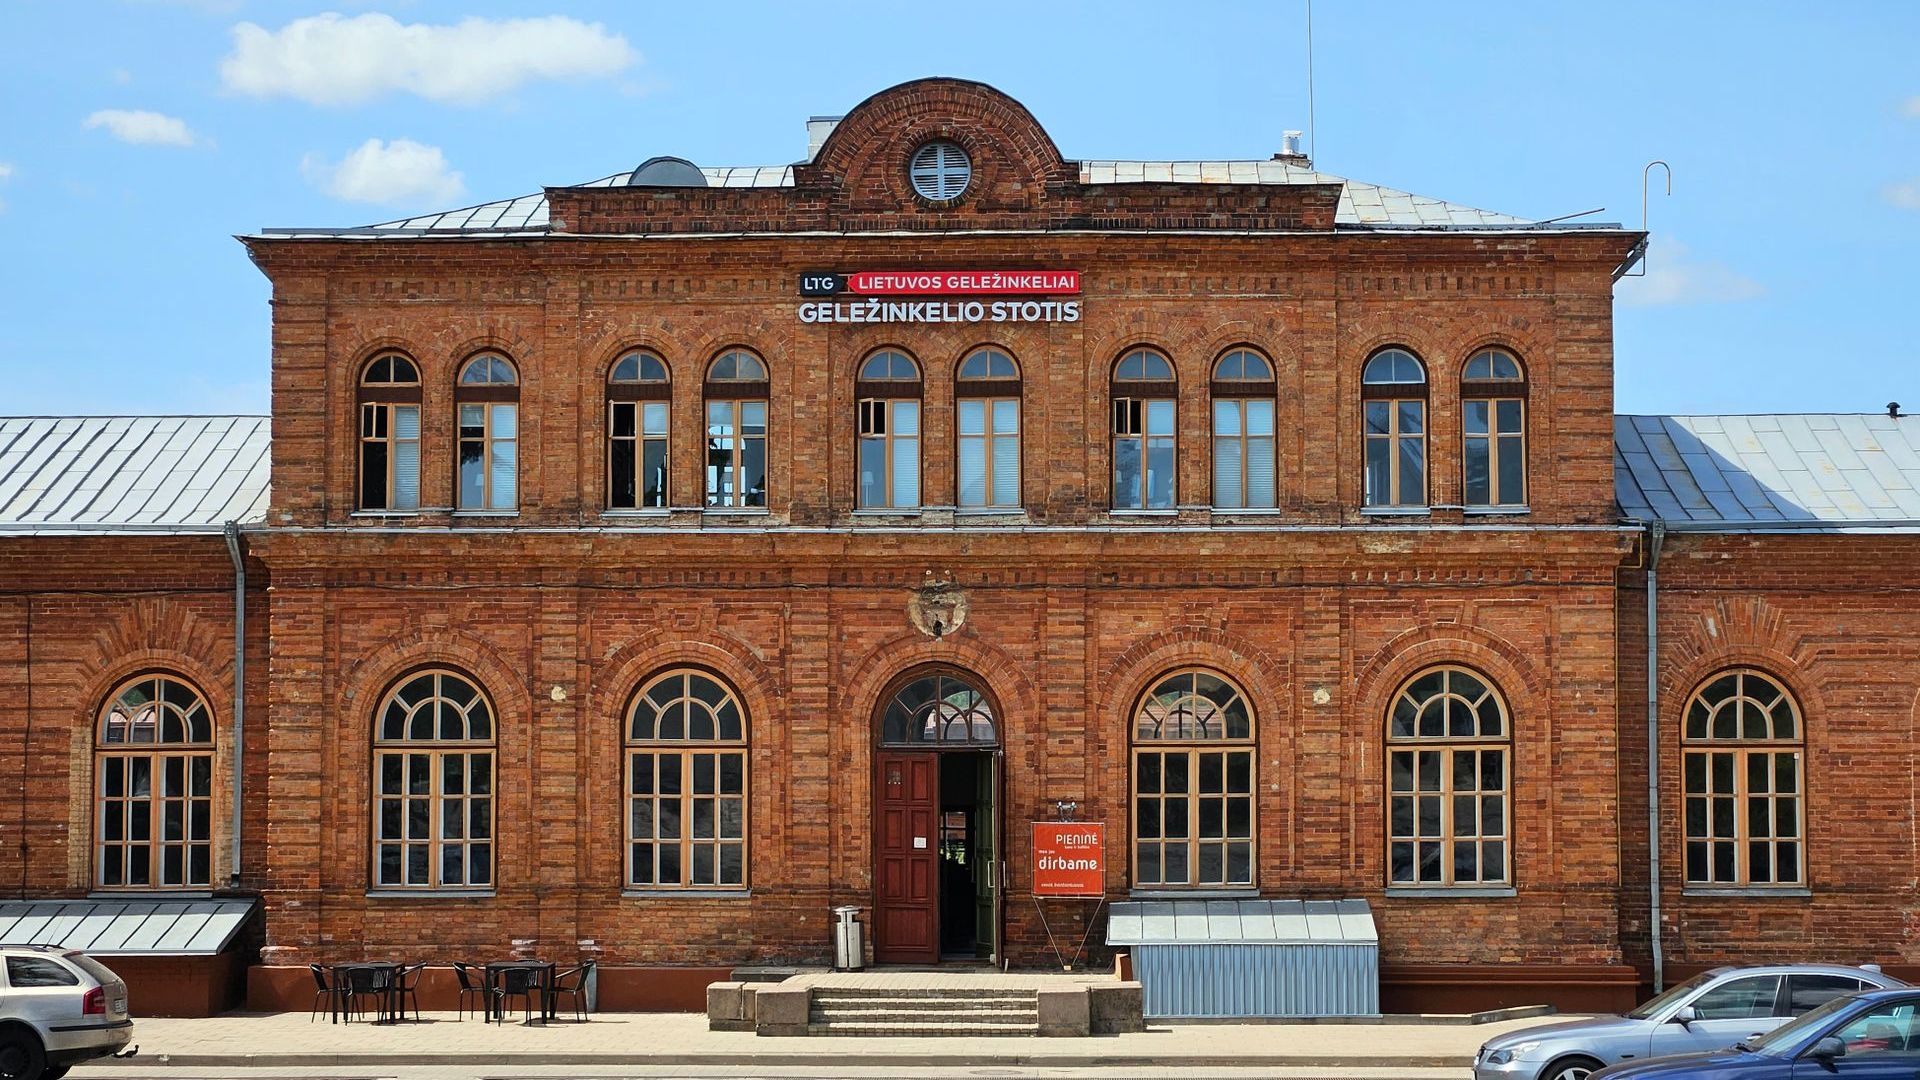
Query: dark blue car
1592 988 1920 1080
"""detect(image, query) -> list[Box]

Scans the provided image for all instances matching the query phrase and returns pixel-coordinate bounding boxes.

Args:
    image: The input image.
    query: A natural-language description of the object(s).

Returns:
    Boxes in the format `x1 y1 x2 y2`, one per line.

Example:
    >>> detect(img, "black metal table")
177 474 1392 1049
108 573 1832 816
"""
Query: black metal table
331 962 402 1024
484 960 558 1024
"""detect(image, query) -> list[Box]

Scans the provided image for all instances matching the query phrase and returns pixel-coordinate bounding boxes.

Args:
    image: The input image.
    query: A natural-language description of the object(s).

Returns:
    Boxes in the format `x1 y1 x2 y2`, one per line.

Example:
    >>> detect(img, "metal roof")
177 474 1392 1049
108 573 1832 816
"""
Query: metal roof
258 159 1561 238
0 415 270 534
0 899 257 956
1616 414 1920 531
1107 899 1377 946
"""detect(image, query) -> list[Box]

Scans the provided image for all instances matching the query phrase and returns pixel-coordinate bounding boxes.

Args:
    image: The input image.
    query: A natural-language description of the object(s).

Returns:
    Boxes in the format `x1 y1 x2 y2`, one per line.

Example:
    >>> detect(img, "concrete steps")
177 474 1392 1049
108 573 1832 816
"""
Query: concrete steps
806 987 1040 1036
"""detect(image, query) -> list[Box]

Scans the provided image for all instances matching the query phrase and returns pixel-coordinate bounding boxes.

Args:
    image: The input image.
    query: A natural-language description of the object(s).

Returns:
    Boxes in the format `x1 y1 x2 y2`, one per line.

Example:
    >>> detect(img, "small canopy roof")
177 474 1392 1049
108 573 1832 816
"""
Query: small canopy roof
1107 898 1376 946
0 899 257 956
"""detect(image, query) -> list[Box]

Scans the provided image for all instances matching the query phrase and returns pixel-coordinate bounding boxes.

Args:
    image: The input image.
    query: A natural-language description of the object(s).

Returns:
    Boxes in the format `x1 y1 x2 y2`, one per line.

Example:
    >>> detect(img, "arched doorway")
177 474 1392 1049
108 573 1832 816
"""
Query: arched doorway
871 666 1003 965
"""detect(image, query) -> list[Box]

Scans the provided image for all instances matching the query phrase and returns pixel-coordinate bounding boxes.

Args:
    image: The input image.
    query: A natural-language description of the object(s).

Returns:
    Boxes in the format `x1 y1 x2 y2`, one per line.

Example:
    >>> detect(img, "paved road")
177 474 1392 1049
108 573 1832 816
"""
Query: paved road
75 1066 1469 1080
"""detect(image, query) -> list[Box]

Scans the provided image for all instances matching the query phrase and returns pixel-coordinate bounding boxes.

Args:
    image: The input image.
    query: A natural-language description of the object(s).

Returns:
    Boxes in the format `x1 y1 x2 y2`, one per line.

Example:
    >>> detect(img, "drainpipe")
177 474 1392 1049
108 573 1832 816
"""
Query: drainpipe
1644 521 1667 992
222 522 246 890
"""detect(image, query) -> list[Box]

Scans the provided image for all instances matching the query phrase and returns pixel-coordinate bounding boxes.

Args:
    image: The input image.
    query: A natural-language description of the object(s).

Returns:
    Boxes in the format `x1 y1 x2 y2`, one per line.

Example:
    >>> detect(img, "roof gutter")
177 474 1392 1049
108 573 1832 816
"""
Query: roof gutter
221 521 246 891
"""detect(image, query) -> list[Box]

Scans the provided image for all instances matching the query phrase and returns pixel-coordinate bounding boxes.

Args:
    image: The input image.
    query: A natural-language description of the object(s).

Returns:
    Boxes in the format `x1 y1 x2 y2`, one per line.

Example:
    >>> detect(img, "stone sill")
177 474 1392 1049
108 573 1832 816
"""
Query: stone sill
1681 886 1812 899
621 889 753 900
364 889 496 900
1384 886 1517 899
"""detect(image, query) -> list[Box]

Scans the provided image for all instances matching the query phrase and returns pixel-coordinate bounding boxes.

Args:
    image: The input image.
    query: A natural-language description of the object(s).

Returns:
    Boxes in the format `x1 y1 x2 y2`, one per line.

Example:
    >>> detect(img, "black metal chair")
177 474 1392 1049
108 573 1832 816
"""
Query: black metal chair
490 966 540 1025
395 962 426 1021
308 964 346 1022
343 964 397 1023
550 960 594 1021
452 962 486 1021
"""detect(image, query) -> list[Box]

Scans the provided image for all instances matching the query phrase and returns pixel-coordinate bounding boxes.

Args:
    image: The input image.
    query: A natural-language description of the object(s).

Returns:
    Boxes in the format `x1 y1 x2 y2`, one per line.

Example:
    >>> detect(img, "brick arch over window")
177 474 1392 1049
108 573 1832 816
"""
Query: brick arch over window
802 78 1076 213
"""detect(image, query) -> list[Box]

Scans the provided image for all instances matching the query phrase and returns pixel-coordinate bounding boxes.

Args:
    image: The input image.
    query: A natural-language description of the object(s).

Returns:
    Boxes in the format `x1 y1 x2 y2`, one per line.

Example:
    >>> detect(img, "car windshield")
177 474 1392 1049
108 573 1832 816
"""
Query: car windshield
1627 973 1717 1019
1741 995 1860 1056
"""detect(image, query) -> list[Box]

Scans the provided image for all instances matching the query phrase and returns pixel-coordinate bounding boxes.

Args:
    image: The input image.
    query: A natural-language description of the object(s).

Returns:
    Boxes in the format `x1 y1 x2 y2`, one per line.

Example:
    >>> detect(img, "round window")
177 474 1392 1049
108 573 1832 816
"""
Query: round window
909 141 971 202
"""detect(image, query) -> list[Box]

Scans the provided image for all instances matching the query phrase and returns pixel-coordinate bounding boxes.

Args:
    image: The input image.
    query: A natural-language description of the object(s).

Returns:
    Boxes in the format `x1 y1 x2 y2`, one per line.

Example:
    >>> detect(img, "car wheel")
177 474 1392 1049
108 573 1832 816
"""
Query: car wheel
0 1027 46 1080
1541 1057 1605 1080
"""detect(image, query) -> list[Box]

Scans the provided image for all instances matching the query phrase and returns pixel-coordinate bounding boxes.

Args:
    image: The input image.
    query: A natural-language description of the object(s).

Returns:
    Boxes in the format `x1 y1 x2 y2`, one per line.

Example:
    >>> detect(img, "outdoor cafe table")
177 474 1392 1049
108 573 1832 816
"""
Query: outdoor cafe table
483 960 558 1024
331 961 402 1024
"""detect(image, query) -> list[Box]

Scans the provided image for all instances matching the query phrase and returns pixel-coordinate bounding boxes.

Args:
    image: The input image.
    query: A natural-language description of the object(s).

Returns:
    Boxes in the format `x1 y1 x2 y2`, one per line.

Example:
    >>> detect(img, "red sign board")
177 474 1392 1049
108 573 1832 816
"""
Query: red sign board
847 270 1079 296
1032 822 1105 897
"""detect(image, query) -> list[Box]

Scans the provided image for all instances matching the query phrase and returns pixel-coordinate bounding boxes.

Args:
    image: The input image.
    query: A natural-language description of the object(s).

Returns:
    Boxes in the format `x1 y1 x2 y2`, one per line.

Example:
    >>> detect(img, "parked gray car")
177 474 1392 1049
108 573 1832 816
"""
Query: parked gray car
1474 965 1905 1080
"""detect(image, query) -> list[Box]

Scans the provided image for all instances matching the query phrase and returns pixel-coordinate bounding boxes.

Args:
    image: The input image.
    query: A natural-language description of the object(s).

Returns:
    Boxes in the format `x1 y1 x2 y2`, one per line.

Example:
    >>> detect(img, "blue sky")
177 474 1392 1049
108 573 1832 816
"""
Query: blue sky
3 0 1917 417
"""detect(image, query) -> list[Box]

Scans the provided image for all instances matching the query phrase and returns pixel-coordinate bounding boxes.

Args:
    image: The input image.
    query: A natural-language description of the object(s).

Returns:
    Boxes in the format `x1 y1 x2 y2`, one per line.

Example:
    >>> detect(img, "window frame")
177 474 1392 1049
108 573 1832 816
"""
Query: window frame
95 673 216 891
956 348 1023 511
1461 348 1529 509
607 351 671 511
356 353 423 513
1361 347 1429 510
1384 665 1512 888
624 668 750 891
454 353 519 512
1111 348 1179 511
1129 669 1257 889
1210 348 1278 510
704 349 771 510
370 668 497 892
856 349 923 510
1681 668 1806 888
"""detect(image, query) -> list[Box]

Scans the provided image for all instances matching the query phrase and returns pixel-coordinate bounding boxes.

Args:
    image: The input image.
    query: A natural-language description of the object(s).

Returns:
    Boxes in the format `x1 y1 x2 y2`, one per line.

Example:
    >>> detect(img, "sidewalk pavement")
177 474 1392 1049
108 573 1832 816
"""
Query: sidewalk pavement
102 1010 1569 1069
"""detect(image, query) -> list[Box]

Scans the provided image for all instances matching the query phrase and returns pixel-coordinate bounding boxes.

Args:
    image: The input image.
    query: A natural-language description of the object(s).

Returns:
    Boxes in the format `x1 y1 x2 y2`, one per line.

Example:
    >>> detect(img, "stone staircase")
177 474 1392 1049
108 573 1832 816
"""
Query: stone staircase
806 984 1041 1036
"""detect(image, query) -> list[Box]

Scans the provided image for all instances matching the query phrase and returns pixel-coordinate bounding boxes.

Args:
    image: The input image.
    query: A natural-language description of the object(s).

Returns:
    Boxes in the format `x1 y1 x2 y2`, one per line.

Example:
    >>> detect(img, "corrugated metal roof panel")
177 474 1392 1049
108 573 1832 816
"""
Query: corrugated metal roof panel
1616 415 1920 530
0 416 269 533
0 899 255 956
1107 898 1376 945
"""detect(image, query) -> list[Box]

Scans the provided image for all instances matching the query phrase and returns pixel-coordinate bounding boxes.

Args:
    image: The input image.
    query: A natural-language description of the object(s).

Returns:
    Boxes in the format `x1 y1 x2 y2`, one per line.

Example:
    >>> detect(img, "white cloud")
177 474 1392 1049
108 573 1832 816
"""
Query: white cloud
0 163 11 214
303 138 464 206
1886 181 1920 210
1617 238 1765 307
85 109 200 147
221 13 636 106
1903 96 1920 119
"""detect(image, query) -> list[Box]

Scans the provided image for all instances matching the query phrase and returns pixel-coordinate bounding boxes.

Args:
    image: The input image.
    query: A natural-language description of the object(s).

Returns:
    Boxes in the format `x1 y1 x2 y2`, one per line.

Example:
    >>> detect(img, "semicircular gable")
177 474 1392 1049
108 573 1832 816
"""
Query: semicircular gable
803 78 1076 213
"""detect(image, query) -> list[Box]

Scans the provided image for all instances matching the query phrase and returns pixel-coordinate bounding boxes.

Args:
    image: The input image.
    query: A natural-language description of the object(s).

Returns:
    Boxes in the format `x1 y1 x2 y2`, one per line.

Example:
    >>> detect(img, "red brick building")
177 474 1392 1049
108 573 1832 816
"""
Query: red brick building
3 79 1916 1015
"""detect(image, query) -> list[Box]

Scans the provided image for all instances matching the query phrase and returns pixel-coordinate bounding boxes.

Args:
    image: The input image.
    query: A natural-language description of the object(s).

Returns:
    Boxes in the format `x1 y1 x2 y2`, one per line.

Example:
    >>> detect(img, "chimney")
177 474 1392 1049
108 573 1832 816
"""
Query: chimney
1890 402 1904 420
806 115 843 163
1272 129 1311 169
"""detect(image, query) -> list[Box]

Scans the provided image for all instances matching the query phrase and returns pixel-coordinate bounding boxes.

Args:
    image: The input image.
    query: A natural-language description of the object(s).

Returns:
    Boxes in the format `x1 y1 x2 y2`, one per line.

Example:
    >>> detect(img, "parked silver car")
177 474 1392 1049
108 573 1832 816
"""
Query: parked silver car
1474 965 1904 1080
0 944 135 1080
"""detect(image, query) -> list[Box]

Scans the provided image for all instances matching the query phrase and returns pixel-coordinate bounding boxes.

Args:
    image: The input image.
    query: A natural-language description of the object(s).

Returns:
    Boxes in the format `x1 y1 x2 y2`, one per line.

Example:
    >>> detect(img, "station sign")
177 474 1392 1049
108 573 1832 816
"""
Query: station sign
800 270 1079 296
1032 821 1105 897
797 269 1083 324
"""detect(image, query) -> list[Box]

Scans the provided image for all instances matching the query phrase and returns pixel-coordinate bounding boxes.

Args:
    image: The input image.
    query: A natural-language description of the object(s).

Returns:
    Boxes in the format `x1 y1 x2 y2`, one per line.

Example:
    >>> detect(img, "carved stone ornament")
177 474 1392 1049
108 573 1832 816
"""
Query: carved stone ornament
907 570 969 639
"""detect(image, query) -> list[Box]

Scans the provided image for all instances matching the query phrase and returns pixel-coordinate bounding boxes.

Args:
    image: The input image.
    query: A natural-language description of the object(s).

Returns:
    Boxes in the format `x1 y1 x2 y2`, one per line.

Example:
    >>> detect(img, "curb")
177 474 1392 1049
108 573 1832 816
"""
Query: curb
132 1052 1471 1069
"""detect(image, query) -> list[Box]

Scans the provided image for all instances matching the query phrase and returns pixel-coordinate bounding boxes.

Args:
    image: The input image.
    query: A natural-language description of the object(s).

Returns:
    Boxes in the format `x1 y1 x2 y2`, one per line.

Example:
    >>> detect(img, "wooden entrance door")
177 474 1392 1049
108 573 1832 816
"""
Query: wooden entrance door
873 751 938 963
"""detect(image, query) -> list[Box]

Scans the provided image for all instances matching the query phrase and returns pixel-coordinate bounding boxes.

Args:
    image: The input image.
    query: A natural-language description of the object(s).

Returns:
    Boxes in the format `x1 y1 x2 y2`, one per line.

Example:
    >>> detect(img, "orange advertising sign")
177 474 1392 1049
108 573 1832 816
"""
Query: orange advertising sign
1032 822 1105 897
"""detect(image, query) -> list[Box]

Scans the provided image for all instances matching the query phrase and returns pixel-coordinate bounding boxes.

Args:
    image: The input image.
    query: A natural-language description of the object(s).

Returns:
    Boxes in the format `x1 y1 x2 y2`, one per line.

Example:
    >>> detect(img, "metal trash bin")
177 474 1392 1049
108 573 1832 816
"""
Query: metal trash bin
831 905 865 971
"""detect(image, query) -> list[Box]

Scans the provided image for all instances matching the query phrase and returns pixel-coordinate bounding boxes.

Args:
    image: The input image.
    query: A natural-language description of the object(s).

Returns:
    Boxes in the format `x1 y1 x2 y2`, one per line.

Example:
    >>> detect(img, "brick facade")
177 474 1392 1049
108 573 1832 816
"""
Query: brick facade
5 78 1912 1014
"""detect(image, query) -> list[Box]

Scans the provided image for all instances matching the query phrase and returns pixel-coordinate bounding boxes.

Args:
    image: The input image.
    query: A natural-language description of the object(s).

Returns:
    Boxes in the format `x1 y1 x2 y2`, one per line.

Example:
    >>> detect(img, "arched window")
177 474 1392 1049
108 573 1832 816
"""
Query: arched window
358 353 421 512
96 675 214 889
1386 666 1509 886
857 349 922 509
608 351 670 511
456 354 519 511
1683 669 1803 886
1461 349 1528 508
955 348 1021 510
1112 348 1177 510
879 671 999 747
372 670 495 889
1211 348 1277 509
1362 348 1427 509
705 349 769 509
626 670 749 888
1131 671 1254 887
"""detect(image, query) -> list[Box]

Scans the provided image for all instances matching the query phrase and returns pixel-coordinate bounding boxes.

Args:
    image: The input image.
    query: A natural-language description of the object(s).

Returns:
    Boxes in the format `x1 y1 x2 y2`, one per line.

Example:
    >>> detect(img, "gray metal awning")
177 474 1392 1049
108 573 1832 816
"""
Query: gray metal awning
0 899 257 956
1107 898 1377 945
